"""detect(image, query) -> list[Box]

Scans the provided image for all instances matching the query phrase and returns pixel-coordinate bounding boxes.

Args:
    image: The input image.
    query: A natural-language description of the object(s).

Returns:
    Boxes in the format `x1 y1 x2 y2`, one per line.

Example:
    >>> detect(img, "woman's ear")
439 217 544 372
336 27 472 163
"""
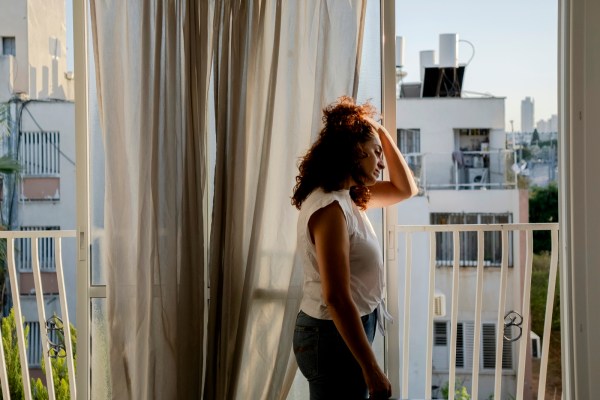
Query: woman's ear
356 143 368 158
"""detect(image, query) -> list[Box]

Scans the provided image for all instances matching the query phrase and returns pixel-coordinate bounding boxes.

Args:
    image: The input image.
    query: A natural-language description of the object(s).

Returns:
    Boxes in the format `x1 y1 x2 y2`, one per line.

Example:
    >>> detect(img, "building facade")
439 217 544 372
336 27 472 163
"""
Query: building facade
0 0 76 379
397 66 529 398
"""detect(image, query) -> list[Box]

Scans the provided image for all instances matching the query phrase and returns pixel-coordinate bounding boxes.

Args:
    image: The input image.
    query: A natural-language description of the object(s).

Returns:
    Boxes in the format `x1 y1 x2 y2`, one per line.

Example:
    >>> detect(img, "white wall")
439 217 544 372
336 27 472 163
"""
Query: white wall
397 97 507 187
0 0 71 100
26 0 70 100
394 189 523 398
17 101 77 322
0 0 28 94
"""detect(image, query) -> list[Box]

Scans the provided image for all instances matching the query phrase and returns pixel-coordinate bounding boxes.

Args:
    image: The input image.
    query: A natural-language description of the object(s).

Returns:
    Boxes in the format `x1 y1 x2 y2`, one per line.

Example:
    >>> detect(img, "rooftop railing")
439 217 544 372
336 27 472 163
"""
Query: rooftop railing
404 150 519 192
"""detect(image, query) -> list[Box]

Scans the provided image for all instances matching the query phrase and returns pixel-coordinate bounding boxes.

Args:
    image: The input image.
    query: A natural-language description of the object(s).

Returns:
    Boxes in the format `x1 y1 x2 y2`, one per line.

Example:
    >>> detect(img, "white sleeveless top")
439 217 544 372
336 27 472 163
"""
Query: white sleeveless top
297 188 385 322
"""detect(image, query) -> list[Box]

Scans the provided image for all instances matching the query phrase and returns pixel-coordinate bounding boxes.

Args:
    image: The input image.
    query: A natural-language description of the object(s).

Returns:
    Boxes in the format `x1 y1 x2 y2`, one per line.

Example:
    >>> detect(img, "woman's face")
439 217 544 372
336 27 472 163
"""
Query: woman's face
356 133 385 186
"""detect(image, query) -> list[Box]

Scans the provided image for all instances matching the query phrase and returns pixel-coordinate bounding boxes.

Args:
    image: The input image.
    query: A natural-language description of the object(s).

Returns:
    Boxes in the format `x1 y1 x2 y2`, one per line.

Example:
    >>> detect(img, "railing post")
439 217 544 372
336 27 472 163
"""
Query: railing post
6 238 33 400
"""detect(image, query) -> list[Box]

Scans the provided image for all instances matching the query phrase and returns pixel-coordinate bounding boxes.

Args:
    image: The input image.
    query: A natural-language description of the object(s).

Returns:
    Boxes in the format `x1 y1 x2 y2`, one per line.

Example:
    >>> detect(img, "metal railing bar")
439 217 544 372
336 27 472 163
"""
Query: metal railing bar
7 238 33 400
31 239 57 400
471 231 485 399
393 223 559 233
55 238 77 399
0 230 76 239
424 232 436 399
538 229 560 400
448 231 461 400
401 234 412 400
494 231 510 399
386 228 401 394
516 230 534 399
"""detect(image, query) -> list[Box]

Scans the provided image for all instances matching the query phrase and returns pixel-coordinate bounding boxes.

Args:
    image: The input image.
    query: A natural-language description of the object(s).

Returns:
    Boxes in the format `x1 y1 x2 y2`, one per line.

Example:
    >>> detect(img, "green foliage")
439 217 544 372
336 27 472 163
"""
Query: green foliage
0 310 76 400
441 380 471 400
529 183 559 253
530 252 561 335
32 322 77 400
531 129 540 144
0 309 29 400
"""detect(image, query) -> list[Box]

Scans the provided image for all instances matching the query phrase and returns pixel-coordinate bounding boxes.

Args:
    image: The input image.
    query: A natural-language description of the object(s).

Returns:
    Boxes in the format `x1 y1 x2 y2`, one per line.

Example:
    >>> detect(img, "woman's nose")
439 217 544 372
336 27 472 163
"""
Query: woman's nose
378 159 385 169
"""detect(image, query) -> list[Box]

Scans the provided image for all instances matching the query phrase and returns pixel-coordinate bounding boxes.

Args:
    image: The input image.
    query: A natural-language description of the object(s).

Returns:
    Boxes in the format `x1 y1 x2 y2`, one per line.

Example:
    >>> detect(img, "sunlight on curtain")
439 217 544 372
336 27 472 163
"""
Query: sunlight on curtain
89 0 213 397
206 1 367 399
90 0 365 398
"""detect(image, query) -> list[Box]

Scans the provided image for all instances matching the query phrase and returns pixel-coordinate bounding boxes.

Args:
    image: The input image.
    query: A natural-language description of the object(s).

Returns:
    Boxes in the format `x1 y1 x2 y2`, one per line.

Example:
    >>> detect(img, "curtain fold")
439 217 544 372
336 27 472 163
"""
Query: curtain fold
91 0 365 398
206 1 366 399
90 0 213 397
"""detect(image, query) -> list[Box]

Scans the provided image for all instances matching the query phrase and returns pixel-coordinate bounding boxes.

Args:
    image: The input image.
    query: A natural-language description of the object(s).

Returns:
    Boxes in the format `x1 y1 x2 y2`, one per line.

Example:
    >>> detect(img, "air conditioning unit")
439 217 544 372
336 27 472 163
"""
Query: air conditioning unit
433 293 446 317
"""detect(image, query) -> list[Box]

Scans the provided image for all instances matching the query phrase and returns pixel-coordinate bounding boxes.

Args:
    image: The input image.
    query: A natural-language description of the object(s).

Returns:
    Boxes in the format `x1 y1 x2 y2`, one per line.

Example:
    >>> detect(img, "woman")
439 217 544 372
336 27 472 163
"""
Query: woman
291 96 418 399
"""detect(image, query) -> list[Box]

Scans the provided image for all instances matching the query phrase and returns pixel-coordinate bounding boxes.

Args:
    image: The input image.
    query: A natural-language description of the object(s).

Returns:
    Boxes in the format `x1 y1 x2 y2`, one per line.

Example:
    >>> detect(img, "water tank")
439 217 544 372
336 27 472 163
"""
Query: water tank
439 33 459 68
395 36 405 67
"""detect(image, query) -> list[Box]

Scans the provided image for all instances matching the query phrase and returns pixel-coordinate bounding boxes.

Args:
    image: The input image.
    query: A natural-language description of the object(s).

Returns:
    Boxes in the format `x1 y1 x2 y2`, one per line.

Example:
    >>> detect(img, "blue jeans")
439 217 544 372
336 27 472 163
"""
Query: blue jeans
293 309 377 400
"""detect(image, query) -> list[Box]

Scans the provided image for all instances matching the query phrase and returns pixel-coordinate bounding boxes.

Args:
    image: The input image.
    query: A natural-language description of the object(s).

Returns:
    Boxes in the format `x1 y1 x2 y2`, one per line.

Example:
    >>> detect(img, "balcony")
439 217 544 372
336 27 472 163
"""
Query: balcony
404 150 519 192
0 221 561 400
384 222 559 400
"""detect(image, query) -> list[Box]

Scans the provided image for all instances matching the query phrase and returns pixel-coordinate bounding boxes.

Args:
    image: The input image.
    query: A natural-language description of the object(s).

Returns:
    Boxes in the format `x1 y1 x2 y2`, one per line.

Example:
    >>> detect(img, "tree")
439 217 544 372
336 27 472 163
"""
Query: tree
0 310 76 399
0 309 28 399
529 183 559 253
32 320 77 400
531 128 540 145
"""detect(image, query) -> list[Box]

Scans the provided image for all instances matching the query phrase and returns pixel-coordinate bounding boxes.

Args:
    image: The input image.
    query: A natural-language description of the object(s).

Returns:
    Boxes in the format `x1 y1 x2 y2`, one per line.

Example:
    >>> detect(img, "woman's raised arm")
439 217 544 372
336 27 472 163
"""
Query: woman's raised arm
366 117 418 208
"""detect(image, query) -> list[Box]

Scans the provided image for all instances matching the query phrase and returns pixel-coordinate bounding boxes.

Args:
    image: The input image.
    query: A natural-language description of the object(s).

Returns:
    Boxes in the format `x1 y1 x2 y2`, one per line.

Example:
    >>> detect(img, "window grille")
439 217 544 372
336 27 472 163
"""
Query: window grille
456 322 464 368
482 323 513 370
20 131 60 176
397 129 421 154
434 321 447 346
431 213 513 267
17 226 60 272
25 321 59 367
397 129 421 172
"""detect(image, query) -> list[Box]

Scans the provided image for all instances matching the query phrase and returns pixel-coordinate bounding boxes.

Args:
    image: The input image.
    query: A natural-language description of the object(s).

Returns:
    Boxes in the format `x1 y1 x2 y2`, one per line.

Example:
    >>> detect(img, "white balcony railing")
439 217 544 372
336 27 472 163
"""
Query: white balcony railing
404 150 519 192
387 223 559 400
0 230 76 400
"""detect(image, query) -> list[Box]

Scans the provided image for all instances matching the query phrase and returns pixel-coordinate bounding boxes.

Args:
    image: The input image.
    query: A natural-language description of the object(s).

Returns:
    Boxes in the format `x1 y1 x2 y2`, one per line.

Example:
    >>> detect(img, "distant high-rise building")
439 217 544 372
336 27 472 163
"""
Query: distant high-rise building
521 97 535 132
536 114 558 133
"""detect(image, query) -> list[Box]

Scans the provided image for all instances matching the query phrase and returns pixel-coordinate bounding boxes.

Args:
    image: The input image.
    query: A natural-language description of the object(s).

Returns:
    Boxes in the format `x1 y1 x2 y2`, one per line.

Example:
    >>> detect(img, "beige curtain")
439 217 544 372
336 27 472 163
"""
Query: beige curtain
90 0 213 397
206 1 366 399
90 0 365 398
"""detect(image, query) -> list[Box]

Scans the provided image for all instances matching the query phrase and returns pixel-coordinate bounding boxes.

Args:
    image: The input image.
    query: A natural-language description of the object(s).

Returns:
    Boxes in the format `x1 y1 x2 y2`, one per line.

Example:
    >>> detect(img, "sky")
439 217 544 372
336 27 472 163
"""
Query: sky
396 0 558 131
66 0 558 133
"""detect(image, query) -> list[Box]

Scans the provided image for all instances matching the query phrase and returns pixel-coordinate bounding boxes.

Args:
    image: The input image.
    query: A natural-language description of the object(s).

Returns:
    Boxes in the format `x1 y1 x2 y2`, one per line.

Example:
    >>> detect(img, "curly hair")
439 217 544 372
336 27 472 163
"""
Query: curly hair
291 96 378 210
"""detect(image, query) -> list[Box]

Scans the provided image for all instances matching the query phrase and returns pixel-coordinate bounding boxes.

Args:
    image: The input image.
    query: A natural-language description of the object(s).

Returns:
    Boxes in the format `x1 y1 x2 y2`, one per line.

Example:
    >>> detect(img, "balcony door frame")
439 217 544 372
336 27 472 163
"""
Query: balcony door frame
71 0 595 398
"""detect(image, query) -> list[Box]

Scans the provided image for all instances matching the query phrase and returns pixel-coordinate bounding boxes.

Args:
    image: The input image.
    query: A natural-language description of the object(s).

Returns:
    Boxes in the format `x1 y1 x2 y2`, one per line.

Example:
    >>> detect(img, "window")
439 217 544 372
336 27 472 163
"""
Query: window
25 321 59 367
397 128 421 173
20 131 61 200
21 131 61 176
431 213 513 267
17 226 60 272
1 36 16 56
433 321 512 371
482 323 513 370
397 128 421 154
434 321 447 346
